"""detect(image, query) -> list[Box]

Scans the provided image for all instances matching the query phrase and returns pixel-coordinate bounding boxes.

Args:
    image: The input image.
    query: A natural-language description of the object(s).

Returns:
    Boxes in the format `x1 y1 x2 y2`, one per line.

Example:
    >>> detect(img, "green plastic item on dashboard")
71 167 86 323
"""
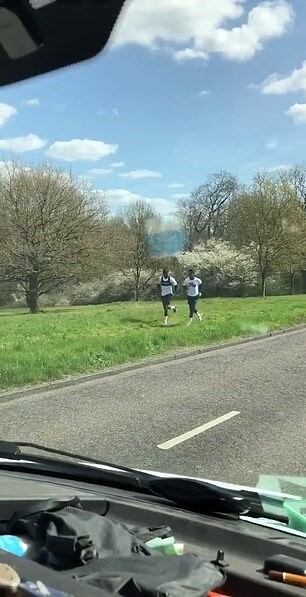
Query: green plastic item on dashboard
283 500 306 533
145 536 184 555
145 536 175 549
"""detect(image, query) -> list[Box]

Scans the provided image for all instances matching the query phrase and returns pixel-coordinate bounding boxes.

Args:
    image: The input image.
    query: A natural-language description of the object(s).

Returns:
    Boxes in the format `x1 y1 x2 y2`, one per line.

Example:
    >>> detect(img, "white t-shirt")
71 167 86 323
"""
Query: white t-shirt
183 276 202 297
160 276 177 297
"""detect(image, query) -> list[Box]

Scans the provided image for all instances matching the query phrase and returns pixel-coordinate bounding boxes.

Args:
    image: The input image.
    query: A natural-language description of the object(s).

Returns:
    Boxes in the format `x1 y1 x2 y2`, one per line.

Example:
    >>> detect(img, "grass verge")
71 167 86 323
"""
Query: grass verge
0 295 306 391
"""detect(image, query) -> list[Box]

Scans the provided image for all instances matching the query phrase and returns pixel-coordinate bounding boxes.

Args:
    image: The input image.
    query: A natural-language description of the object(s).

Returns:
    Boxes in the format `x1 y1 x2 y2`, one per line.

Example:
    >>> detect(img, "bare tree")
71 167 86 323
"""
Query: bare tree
279 165 306 207
272 167 306 291
115 200 160 301
176 196 194 251
0 163 108 313
228 172 303 297
279 203 306 294
177 171 239 249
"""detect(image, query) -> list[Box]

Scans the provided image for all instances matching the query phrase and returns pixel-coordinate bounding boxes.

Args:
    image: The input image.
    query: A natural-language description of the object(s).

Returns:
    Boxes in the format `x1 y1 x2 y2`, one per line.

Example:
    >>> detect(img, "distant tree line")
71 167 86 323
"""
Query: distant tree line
1 161 306 312
177 167 306 297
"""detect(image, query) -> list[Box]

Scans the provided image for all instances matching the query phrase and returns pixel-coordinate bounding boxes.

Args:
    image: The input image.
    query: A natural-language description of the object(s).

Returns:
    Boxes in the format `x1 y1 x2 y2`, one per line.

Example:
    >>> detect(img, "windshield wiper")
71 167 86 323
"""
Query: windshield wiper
147 477 288 522
0 440 146 474
0 441 287 521
0 440 153 492
147 476 249 516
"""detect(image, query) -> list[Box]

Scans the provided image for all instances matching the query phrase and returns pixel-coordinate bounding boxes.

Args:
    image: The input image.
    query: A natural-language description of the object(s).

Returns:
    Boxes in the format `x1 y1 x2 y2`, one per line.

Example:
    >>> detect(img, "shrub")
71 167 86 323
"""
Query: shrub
178 239 258 296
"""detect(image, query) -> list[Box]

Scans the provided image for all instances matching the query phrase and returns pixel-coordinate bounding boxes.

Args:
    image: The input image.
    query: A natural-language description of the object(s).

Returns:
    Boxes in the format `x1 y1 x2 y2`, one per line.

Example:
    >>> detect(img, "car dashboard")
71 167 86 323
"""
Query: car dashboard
0 469 304 596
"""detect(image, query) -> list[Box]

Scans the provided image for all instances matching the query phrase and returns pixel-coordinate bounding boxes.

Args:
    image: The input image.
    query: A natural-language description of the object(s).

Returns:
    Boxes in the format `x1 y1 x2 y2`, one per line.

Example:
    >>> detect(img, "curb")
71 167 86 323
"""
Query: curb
1 323 306 404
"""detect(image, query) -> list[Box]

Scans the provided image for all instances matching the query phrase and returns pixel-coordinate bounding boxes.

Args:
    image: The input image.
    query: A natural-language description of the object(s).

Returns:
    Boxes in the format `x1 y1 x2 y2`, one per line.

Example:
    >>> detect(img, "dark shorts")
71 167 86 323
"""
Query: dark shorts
187 295 199 316
187 295 199 304
161 294 172 307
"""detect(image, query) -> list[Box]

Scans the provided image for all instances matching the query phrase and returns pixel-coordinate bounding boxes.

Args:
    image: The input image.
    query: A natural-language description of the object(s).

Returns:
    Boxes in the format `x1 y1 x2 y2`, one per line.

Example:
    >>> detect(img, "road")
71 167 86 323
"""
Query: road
0 328 306 487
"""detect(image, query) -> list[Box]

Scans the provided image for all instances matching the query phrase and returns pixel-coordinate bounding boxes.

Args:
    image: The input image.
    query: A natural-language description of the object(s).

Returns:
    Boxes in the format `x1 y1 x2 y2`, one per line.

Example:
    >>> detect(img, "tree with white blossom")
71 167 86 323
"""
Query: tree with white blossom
178 239 257 294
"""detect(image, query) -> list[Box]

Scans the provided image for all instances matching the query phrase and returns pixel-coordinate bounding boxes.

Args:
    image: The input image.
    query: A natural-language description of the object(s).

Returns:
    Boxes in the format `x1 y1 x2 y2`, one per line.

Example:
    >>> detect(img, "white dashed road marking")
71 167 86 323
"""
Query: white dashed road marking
157 410 240 450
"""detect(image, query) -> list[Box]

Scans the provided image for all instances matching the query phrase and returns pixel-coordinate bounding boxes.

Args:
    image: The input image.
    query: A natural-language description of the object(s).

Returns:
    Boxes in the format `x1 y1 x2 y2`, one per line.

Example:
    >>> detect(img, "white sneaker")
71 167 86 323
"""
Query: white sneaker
197 312 202 321
187 318 193 327
164 317 168 326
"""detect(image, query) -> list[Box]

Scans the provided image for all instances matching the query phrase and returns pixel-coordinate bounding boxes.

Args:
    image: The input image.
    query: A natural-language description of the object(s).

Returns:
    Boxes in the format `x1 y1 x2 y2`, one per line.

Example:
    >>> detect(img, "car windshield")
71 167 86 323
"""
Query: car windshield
0 0 306 524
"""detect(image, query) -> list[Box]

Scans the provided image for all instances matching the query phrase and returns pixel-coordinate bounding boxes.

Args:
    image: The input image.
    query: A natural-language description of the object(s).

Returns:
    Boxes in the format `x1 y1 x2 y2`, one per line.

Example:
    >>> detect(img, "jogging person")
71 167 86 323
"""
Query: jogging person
159 268 178 326
183 269 203 326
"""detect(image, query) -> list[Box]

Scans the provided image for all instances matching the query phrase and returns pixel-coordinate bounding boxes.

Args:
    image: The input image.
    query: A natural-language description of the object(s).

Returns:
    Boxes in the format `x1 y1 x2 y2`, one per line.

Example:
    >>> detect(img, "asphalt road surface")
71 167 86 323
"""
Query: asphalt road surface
1 328 306 487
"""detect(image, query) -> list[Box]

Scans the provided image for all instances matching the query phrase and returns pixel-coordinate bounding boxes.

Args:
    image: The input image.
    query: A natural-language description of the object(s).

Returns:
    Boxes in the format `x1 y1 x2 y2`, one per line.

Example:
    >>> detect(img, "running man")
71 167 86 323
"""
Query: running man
159 268 178 326
183 269 203 326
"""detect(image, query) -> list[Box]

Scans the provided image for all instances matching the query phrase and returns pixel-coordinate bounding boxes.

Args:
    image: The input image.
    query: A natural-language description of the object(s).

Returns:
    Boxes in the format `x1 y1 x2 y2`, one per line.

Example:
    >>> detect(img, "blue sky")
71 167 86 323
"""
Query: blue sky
0 0 305 218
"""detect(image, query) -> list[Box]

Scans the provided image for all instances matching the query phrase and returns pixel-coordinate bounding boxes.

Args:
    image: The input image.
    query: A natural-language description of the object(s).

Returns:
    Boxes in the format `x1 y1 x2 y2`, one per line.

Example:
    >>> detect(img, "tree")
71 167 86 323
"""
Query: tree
279 165 306 208
227 172 302 297
0 163 107 313
178 239 257 295
177 171 239 249
177 195 194 251
115 200 160 301
279 201 306 294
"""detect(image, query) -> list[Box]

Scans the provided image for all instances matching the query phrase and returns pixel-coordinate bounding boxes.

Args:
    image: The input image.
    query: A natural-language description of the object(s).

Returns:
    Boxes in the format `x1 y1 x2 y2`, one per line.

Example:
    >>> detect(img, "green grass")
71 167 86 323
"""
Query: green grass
0 295 306 391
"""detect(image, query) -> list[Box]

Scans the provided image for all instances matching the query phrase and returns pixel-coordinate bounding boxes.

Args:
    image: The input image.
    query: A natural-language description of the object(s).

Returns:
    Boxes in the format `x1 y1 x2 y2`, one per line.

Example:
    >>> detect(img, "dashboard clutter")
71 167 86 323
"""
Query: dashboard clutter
0 498 226 596
0 536 28 558
267 570 306 588
264 554 306 576
283 500 306 533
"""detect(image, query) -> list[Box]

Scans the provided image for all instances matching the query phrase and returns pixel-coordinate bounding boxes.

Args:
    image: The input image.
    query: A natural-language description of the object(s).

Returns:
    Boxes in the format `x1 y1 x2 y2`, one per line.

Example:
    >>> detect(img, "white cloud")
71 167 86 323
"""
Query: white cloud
199 89 211 96
88 168 113 176
268 164 290 171
98 108 120 117
259 60 306 95
102 188 175 215
168 182 185 189
286 103 306 123
0 103 17 126
175 49 208 62
113 0 294 63
119 169 162 179
205 0 294 62
0 134 47 152
266 139 278 149
172 193 189 199
0 161 32 179
24 98 40 107
110 161 125 168
46 138 118 162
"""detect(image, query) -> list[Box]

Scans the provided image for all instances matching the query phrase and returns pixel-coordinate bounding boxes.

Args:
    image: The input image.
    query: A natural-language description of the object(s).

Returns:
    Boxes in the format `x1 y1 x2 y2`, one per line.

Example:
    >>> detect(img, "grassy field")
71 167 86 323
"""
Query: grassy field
0 295 306 391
